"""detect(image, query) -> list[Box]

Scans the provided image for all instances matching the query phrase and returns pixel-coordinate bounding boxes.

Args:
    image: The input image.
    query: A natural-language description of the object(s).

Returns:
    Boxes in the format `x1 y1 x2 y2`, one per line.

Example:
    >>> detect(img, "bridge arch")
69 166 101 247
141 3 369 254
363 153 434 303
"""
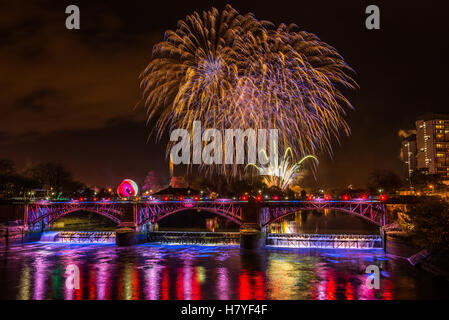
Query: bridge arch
262 206 384 227
47 208 122 225
25 203 123 230
138 206 243 226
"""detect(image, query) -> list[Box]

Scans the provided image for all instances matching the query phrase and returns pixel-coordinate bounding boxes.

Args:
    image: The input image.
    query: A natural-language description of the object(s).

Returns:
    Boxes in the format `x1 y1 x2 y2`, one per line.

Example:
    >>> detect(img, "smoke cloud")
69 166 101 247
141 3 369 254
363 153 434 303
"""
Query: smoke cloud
398 129 416 138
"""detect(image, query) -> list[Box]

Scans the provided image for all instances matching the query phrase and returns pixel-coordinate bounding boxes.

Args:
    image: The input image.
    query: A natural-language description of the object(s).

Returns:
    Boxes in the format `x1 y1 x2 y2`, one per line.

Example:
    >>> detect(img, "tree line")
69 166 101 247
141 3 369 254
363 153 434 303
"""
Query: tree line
0 158 85 199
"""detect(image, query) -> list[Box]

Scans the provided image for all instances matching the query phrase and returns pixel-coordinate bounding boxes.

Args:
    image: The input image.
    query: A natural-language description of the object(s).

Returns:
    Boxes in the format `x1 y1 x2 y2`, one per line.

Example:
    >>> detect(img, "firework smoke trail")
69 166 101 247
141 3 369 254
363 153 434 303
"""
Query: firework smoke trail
140 5 357 176
246 148 318 191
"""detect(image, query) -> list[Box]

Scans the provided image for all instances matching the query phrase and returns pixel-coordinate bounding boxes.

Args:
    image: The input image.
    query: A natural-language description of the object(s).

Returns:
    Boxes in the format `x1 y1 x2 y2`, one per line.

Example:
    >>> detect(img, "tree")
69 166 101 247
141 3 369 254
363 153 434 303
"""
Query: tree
0 159 16 196
169 176 187 188
142 170 164 193
404 198 449 252
0 158 38 198
290 185 306 198
368 169 403 194
264 186 283 197
188 176 210 193
410 169 444 192
26 162 76 193
0 159 15 176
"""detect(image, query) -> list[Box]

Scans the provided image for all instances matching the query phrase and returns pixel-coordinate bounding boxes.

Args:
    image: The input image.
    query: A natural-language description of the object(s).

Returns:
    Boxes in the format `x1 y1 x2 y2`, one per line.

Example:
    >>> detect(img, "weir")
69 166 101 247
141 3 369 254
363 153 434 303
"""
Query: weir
39 231 116 243
266 233 383 249
148 231 240 245
147 231 382 249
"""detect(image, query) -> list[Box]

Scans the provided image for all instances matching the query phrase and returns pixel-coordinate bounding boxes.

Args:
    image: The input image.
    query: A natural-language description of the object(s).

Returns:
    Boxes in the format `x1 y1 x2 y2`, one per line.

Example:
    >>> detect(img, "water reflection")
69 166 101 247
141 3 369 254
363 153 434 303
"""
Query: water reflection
144 263 162 300
216 267 230 300
0 243 447 300
18 264 31 300
33 255 46 300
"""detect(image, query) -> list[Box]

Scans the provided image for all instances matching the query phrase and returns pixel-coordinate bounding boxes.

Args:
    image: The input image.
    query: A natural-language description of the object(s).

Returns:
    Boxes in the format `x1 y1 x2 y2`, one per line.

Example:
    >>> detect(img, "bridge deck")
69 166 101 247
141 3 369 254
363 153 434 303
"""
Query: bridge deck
24 199 386 230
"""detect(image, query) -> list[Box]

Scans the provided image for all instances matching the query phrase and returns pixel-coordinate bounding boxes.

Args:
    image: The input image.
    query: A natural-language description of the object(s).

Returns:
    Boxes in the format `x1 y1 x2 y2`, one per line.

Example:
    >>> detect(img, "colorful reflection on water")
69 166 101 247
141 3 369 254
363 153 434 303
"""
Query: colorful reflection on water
0 243 448 300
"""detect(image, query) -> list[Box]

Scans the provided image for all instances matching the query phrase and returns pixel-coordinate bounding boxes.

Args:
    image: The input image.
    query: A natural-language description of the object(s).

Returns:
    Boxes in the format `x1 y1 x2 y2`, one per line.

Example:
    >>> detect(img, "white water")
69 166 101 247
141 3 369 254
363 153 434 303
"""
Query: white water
266 233 383 249
39 232 60 242
39 231 116 243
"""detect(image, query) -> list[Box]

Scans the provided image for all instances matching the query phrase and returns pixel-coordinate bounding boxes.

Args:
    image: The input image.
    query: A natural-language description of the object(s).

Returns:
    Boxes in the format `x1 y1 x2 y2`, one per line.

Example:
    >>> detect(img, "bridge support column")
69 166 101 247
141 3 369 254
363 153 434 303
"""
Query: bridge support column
240 202 265 250
115 203 148 246
146 222 156 232
381 228 387 251
116 229 148 246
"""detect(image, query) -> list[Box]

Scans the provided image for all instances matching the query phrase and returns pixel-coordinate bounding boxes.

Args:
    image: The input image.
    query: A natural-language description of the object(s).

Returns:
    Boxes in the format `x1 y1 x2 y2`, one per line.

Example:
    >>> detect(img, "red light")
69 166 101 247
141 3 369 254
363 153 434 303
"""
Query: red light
256 195 262 201
193 195 199 201
342 195 349 201
241 195 247 201
163 196 169 201
107 197 111 201
307 195 313 201
79 197 84 201
93 197 97 201
325 195 331 200
178 196 183 201
361 194 367 200
380 194 387 201
273 195 279 200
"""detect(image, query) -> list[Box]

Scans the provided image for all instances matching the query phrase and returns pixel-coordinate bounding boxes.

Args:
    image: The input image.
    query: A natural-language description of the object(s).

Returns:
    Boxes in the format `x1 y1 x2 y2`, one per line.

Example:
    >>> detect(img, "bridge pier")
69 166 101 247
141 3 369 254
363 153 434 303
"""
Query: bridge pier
145 222 156 232
239 202 266 250
115 203 148 246
115 229 148 246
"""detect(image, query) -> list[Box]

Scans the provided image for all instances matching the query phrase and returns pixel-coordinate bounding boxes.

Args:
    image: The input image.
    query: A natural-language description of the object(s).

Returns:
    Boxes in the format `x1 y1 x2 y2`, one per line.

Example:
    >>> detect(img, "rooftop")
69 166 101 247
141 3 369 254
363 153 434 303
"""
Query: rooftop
416 113 449 121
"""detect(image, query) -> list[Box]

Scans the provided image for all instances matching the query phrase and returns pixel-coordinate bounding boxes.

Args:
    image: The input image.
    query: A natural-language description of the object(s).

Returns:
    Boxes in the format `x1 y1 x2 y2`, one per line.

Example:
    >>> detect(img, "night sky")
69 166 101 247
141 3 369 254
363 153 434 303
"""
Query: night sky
1 0 447 189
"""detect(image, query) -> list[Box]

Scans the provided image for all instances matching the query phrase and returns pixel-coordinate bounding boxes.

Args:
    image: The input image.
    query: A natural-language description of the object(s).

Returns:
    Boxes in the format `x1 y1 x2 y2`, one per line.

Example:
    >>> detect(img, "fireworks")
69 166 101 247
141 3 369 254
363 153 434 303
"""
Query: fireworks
246 148 318 191
140 5 357 176
140 5 259 134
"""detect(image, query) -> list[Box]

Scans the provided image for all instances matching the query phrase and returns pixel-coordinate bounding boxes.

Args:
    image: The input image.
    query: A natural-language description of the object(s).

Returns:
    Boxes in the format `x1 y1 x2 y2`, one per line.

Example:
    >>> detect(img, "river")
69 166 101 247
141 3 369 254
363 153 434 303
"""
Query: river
1 242 448 300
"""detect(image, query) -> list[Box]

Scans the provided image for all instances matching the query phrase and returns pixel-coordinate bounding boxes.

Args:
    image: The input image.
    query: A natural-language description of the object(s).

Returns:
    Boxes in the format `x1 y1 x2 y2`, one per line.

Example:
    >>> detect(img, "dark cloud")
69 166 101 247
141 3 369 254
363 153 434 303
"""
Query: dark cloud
0 131 10 144
15 89 60 113
0 119 168 187
0 0 157 137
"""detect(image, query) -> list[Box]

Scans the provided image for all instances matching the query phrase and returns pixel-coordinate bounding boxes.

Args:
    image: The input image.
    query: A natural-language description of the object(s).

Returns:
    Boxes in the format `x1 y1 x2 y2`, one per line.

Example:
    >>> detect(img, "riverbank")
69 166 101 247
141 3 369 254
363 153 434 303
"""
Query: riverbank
386 231 449 281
